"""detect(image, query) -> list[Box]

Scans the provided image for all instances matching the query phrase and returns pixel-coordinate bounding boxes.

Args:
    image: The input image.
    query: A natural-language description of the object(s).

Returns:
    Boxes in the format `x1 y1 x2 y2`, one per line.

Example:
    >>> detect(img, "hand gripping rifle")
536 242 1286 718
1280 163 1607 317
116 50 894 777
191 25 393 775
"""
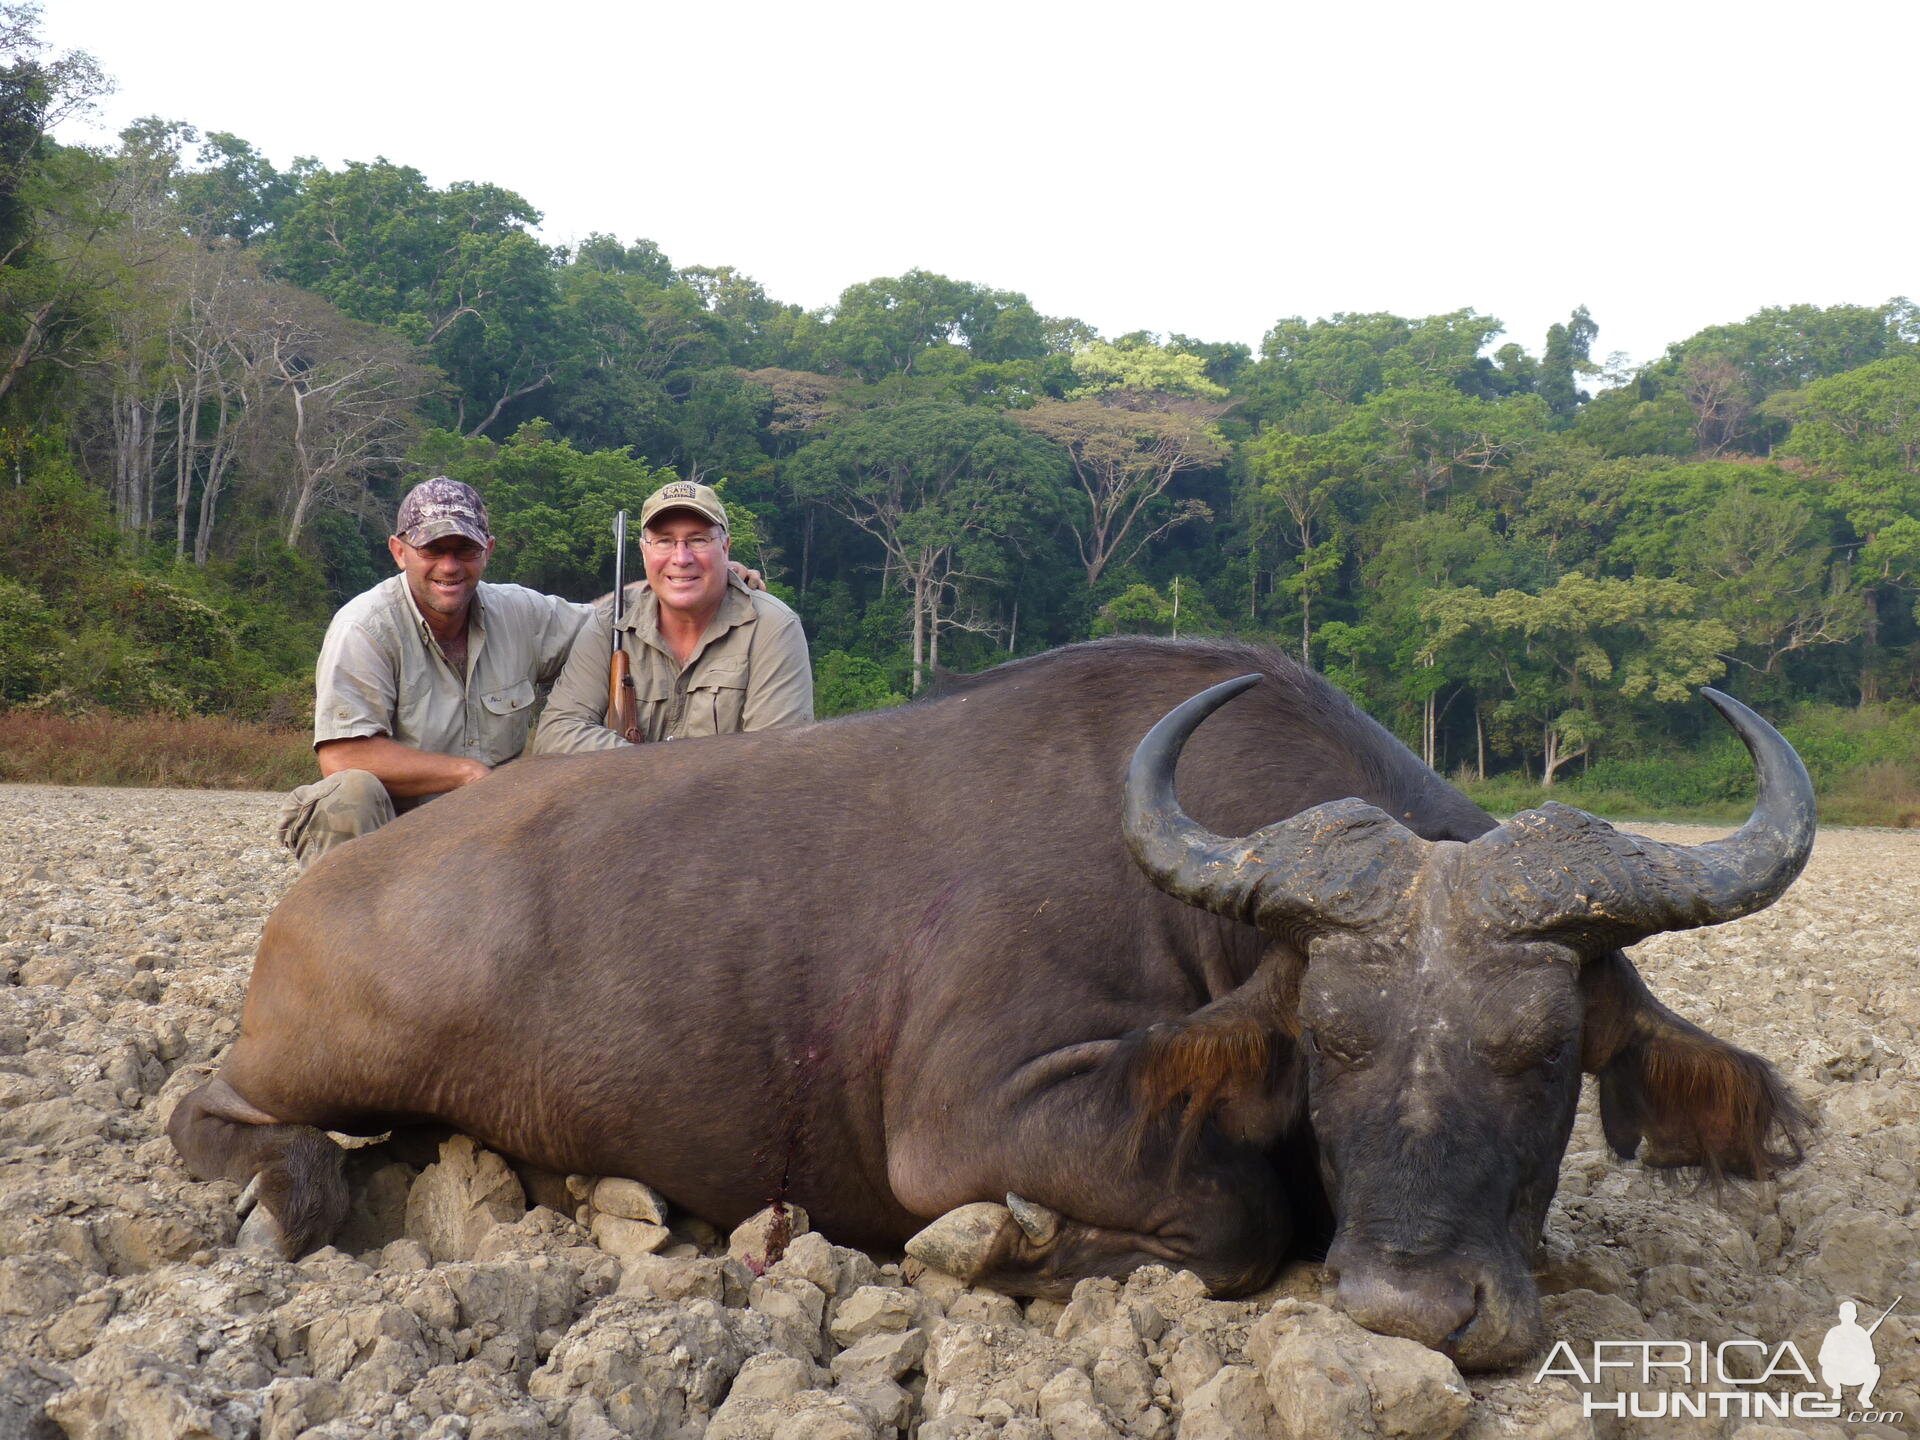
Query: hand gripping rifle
608 511 642 743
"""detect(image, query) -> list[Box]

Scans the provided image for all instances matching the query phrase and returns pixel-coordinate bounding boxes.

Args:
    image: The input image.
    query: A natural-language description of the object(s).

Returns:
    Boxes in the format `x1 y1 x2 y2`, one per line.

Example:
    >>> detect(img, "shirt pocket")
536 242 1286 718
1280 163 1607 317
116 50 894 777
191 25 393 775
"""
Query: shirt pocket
682 663 747 738
479 677 538 757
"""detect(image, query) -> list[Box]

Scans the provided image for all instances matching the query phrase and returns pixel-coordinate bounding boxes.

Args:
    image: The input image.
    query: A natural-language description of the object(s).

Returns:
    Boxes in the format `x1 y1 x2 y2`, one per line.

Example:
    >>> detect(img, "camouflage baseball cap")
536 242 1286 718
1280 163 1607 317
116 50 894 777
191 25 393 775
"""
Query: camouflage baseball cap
396 477 490 548
639 479 728 532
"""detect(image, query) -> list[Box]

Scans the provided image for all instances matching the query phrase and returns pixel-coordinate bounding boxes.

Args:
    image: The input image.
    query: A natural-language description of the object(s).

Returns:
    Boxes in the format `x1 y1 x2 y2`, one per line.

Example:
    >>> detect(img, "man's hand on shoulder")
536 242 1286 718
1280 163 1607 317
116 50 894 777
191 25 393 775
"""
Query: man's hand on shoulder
728 560 766 592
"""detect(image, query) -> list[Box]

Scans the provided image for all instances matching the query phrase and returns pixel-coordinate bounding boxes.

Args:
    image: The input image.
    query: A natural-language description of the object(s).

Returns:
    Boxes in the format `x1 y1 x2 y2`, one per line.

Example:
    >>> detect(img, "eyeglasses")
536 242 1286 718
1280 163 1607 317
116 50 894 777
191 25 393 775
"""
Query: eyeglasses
642 532 722 555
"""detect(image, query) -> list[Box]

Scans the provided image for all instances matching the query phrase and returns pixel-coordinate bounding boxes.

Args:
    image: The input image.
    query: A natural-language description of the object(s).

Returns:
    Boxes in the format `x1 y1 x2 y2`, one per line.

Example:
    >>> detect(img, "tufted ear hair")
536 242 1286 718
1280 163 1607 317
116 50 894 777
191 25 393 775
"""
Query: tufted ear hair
1128 941 1307 1163
1580 950 1809 1181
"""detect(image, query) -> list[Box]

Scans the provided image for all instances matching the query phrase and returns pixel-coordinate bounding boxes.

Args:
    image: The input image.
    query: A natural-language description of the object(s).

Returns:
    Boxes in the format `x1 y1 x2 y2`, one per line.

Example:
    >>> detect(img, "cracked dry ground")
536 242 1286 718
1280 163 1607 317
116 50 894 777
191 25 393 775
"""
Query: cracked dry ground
1 782 1915 1440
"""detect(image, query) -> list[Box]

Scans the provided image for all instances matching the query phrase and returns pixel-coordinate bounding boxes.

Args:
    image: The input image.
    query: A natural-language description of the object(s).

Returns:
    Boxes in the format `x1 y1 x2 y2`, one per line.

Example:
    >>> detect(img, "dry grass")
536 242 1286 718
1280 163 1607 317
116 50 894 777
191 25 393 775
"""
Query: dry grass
0 711 316 791
1818 758 1920 828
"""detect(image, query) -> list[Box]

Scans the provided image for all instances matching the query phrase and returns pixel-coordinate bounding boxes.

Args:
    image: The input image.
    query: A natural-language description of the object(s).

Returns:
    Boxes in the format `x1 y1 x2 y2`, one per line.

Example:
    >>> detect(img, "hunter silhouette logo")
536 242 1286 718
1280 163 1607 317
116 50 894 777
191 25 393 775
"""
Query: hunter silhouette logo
1819 1297 1899 1407
1535 1294 1905 1425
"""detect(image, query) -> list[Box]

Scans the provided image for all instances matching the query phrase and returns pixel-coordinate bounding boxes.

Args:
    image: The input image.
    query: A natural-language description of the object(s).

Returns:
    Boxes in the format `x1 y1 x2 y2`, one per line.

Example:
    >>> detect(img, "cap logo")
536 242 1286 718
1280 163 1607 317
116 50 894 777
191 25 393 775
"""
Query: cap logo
662 483 696 499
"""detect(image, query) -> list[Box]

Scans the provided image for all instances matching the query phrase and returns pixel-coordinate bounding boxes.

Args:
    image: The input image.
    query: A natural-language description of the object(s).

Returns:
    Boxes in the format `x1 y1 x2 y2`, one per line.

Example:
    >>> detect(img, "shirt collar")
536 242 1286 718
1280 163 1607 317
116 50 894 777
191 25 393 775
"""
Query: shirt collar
393 574 486 641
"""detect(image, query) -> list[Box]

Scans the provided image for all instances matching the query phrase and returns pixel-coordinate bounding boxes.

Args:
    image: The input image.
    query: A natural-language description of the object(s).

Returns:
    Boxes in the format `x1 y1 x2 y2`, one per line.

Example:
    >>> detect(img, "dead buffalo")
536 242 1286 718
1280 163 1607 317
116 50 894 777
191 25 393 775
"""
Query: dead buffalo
169 637 1811 1370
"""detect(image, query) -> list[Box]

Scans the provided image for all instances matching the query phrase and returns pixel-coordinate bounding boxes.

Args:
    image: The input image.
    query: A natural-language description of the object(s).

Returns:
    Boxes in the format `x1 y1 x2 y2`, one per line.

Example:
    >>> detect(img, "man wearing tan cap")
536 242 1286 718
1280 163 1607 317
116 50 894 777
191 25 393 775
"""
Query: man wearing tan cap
533 479 812 751
276 477 596 868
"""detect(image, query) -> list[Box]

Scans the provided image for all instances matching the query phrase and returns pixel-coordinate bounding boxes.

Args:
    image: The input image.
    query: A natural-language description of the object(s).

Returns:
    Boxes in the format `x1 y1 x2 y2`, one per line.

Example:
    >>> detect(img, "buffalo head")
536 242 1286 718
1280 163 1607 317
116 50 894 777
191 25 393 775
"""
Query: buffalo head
1123 676 1813 1370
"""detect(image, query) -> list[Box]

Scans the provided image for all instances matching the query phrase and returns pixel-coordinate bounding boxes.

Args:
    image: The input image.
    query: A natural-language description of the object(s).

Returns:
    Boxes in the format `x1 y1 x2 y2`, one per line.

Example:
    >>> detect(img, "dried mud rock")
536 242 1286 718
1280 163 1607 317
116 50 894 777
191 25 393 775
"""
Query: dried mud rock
4 786 1920 1438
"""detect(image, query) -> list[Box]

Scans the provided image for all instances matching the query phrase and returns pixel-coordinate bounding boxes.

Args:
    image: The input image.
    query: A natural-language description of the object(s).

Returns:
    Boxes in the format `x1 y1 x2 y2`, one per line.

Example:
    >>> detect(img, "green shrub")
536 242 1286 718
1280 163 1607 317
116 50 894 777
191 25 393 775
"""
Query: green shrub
814 650 906 718
0 579 62 703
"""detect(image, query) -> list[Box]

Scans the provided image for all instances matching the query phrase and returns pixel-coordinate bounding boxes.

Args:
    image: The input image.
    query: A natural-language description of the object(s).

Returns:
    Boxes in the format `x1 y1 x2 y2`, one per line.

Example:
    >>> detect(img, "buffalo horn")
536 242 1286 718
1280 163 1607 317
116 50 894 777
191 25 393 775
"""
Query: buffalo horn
1475 687 1816 944
1123 676 1419 935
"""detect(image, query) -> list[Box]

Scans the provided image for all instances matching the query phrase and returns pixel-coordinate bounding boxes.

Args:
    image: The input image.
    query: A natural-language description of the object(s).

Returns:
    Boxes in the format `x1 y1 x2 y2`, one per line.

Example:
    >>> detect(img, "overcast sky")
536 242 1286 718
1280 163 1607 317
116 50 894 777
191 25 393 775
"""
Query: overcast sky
37 0 1919 374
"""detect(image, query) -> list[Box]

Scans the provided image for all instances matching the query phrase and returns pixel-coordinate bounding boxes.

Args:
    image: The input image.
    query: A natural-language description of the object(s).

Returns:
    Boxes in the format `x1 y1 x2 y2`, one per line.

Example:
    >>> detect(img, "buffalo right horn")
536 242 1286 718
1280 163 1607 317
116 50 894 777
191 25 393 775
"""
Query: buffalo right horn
1123 676 1420 936
1469 687 1816 946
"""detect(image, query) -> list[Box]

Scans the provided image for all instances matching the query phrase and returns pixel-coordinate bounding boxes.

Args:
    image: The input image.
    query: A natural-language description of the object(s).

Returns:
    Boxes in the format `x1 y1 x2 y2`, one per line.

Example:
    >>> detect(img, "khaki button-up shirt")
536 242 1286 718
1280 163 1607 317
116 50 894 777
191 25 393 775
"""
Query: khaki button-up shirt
314 576 592 783
532 574 813 751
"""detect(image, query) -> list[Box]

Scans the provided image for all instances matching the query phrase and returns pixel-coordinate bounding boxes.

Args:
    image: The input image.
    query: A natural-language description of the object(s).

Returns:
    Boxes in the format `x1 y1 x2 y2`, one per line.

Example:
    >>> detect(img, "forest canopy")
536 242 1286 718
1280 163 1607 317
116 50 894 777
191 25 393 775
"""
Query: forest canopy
5 5 1919 813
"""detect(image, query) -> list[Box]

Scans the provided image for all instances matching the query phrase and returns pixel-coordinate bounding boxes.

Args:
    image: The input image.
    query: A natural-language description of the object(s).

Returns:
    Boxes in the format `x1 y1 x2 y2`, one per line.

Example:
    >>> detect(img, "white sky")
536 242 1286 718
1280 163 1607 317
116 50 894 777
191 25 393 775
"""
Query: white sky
37 0 1920 375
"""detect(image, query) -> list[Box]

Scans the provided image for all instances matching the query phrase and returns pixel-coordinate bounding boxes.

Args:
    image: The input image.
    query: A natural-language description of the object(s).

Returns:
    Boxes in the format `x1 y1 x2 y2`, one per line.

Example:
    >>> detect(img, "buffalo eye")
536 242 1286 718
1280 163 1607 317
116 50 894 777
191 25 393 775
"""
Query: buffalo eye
1302 1025 1369 1070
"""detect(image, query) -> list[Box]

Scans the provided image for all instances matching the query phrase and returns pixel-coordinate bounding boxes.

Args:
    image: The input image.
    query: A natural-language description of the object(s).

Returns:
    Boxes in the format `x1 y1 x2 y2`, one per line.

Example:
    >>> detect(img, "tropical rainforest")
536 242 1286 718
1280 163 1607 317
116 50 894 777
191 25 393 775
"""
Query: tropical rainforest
6 6 1920 816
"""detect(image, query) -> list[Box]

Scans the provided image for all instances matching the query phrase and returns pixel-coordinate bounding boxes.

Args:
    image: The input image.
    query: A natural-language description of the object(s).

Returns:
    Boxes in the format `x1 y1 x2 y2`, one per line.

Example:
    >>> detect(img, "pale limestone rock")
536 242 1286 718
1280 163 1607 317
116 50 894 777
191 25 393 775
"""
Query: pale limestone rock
731 1352 816 1402
528 1295 745 1438
1249 1299 1471 1440
729 1203 811 1273
829 1326 927 1386
1036 1366 1124 1440
768 1230 840 1293
588 1211 670 1261
404 1135 526 1264
1179 1364 1278 1440
590 1175 667 1224
829 1284 925 1344
1162 1330 1225 1405
749 1273 829 1358
837 1375 913 1430
615 1251 733 1303
43 1341 251 1440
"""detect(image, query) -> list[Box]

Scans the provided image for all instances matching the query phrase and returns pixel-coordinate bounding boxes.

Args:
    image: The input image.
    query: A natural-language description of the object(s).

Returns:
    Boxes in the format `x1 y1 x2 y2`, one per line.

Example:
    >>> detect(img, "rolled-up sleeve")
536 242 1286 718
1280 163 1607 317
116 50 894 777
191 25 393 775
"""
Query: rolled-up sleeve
742 606 814 732
530 600 629 755
313 620 396 748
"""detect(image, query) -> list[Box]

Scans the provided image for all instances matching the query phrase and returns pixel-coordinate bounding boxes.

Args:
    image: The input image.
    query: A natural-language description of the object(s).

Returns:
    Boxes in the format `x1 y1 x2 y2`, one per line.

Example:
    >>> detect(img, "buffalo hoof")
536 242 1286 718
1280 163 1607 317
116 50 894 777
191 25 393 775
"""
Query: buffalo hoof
233 1174 261 1218
904 1201 1020 1282
234 1202 288 1257
1006 1192 1060 1246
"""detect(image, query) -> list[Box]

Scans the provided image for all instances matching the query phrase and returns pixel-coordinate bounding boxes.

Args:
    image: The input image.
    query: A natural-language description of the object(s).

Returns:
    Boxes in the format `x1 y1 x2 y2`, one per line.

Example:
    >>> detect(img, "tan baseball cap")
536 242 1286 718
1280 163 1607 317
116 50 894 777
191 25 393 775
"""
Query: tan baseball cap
639 479 728 532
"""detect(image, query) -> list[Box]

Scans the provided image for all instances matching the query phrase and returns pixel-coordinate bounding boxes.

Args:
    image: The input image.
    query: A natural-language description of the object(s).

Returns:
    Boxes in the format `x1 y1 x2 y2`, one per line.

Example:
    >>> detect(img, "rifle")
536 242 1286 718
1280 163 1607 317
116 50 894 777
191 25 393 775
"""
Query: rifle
608 511 642 743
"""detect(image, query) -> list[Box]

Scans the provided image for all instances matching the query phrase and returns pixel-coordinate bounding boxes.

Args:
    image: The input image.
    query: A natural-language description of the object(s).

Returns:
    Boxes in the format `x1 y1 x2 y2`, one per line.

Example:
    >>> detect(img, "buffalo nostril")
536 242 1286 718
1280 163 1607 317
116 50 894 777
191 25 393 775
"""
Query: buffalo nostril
1334 1264 1478 1350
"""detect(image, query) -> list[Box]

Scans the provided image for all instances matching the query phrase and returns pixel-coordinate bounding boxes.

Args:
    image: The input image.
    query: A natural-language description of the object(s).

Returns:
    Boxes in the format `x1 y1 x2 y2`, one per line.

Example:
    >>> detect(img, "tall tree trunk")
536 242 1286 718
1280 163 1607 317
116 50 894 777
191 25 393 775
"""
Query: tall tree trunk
800 507 813 595
1475 706 1486 784
909 569 927 695
174 375 200 559
1860 586 1880 707
285 383 315 548
193 390 233 566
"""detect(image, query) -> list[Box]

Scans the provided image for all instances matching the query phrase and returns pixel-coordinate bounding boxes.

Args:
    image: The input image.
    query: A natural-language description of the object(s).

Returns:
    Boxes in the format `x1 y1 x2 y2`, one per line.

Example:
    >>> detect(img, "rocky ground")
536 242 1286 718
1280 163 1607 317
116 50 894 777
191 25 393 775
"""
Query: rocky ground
0 782 1915 1440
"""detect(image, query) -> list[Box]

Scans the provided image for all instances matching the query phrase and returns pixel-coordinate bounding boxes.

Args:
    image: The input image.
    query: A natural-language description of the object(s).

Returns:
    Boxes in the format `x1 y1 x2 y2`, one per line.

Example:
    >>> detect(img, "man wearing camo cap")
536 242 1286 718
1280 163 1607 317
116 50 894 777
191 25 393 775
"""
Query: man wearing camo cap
275 477 595 868
533 478 812 751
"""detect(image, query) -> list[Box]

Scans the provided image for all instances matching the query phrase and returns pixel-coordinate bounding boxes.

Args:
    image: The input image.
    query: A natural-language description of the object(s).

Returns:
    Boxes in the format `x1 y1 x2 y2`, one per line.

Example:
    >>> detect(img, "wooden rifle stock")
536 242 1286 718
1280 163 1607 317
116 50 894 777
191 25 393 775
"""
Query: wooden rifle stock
609 649 640 744
608 510 642 743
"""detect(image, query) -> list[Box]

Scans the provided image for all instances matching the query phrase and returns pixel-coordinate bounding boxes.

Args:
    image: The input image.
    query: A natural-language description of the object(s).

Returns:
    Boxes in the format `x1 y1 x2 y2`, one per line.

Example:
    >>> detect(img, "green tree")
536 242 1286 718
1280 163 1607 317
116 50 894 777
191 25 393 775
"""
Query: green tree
268 160 561 436
1423 573 1732 785
788 402 1066 689
1010 391 1226 588
1241 428 1352 661
1777 355 1920 699
1538 306 1597 419
822 270 1046 383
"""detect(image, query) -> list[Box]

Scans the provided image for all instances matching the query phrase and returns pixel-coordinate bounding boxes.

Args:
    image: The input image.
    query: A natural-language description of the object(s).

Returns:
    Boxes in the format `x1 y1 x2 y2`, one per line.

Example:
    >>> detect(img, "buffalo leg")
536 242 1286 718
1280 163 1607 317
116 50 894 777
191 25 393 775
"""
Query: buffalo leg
167 1075 349 1257
888 1046 1290 1299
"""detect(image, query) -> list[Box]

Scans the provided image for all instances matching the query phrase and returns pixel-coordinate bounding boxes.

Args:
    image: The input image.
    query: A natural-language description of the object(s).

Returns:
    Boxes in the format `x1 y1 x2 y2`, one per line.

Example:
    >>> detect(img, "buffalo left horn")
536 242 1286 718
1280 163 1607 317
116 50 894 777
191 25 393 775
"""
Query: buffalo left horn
1468 687 1816 946
1123 675 1422 936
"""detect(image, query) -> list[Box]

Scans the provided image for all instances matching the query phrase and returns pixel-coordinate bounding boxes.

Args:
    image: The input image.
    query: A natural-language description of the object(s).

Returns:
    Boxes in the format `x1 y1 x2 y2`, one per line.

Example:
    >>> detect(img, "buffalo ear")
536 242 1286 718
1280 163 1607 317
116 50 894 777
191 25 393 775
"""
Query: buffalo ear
1580 950 1809 1181
1129 942 1305 1157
